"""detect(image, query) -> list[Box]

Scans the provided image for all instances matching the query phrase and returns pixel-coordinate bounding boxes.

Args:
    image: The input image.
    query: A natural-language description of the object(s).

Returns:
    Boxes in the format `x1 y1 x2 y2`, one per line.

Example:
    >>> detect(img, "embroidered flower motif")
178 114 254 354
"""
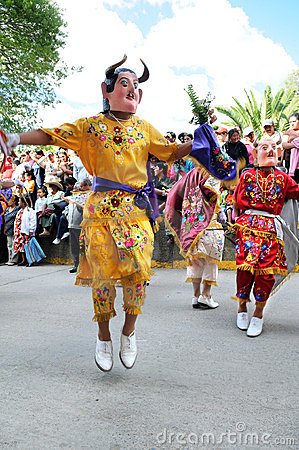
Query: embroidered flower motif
111 198 120 207
113 136 123 144
137 132 144 138
99 124 107 131
245 240 252 249
128 138 135 144
114 126 121 134
99 134 106 141
125 238 134 247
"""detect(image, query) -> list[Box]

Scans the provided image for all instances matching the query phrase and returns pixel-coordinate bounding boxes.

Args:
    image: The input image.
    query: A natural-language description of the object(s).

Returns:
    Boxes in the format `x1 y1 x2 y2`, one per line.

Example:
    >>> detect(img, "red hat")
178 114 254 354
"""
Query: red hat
216 127 228 134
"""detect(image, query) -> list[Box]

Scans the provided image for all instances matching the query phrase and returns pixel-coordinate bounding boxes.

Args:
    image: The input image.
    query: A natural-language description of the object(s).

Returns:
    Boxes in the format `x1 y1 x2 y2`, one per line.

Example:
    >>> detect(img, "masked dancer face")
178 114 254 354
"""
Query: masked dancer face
256 140 280 167
103 71 142 114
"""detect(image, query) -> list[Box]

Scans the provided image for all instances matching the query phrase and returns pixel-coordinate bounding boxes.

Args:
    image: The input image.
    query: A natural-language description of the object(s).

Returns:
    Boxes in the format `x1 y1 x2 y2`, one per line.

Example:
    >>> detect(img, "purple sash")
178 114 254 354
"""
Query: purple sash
92 173 158 223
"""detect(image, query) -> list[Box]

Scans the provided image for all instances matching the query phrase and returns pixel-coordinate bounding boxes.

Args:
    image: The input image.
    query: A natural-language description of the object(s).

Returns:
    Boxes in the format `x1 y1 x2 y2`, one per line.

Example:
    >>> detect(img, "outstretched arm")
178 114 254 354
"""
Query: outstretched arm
19 130 51 146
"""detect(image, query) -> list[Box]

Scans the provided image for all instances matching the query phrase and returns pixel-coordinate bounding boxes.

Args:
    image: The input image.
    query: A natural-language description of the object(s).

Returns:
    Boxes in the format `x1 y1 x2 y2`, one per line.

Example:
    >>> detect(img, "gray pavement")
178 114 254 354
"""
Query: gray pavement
0 264 298 449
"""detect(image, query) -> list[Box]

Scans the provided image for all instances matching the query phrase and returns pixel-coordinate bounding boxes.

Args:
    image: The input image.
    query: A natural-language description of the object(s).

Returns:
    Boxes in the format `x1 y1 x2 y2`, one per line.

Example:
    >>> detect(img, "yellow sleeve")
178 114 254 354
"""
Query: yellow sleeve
41 117 87 154
148 123 178 166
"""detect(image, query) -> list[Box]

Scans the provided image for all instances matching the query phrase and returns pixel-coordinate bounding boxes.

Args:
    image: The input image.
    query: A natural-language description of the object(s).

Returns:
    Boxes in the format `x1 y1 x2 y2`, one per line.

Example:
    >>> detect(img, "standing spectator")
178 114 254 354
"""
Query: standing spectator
215 127 228 146
282 113 299 182
233 125 242 137
242 126 255 165
152 162 173 213
33 151 59 179
184 133 193 143
34 187 47 235
4 195 20 265
178 132 187 143
224 129 249 166
24 170 37 205
165 131 176 143
29 149 45 188
57 149 73 182
67 178 92 273
262 119 283 165
14 196 36 266
73 152 90 181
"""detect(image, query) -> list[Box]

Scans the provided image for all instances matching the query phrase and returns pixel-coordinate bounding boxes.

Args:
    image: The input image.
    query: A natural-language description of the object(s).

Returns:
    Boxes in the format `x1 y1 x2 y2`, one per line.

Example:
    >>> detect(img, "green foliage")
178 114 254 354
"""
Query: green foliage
285 69 299 93
185 84 214 125
216 85 299 133
0 0 76 132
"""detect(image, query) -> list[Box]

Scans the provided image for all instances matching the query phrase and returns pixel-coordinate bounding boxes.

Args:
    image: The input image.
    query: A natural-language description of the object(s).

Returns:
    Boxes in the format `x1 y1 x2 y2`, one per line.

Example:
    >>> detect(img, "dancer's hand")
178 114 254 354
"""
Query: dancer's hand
5 133 20 151
208 109 217 124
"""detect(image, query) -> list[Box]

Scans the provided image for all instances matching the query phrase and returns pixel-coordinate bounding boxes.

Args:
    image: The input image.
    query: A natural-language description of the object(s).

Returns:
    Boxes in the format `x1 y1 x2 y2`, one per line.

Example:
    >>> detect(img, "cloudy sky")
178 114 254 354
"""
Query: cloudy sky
39 0 298 136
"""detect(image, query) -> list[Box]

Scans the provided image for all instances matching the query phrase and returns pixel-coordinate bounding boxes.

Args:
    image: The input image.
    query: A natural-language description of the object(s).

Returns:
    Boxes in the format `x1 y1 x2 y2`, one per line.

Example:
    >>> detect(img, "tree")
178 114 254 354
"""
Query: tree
285 69 299 95
215 86 299 133
0 0 72 132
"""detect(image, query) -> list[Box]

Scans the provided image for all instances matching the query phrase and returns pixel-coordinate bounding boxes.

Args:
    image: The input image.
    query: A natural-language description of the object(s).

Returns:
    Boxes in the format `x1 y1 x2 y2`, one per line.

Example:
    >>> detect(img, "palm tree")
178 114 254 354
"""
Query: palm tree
216 86 299 133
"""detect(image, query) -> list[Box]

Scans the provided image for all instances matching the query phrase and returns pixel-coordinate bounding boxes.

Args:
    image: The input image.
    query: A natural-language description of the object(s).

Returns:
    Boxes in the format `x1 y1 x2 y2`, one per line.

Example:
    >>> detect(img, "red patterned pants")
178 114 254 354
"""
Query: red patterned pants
236 270 275 304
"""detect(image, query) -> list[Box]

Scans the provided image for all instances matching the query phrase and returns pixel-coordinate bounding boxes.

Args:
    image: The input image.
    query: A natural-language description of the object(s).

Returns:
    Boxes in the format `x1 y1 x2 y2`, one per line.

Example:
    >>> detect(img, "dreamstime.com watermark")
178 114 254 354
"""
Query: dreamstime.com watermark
156 423 296 446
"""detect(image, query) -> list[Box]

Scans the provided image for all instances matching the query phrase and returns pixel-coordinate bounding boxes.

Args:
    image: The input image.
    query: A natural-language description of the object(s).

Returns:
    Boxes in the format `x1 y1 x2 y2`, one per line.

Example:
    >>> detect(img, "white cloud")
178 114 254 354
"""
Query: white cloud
40 0 297 136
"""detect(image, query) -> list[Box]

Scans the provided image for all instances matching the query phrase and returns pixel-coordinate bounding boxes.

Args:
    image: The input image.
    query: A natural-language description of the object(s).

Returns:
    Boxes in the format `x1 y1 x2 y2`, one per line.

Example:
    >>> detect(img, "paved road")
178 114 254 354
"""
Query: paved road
0 264 298 449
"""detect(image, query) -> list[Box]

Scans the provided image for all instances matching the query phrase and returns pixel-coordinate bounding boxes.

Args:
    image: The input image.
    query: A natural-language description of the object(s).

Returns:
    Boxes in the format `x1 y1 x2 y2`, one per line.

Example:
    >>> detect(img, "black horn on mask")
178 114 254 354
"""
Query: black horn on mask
138 59 149 83
105 54 128 79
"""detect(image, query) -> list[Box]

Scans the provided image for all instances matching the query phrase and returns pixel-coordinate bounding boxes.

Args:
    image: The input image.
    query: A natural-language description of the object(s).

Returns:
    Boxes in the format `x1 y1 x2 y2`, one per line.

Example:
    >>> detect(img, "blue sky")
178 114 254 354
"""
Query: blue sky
229 0 299 65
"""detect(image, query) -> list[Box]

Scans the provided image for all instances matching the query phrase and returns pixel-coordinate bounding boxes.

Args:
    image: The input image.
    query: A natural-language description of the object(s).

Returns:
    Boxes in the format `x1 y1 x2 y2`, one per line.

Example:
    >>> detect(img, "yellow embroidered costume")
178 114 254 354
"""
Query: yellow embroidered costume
43 113 177 319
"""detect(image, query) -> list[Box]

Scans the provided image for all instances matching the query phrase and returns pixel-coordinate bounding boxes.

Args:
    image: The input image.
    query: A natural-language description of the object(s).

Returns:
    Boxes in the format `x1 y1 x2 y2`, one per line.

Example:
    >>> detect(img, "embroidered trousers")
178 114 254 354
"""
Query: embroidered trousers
92 281 147 322
236 269 275 304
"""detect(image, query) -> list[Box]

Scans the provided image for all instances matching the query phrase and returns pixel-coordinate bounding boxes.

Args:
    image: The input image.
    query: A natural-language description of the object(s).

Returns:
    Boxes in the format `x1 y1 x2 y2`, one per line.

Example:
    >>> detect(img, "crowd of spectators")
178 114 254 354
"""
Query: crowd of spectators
1 112 298 266
0 147 92 269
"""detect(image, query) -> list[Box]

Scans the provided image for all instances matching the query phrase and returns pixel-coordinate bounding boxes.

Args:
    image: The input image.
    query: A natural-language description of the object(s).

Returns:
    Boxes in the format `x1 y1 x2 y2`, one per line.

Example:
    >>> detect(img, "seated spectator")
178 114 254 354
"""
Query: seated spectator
4 195 20 265
14 195 37 266
38 177 64 237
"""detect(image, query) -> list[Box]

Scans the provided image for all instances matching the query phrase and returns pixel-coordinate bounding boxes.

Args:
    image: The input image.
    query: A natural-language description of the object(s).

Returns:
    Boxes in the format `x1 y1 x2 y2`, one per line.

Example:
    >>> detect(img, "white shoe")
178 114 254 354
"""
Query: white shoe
61 232 70 240
52 238 61 245
237 312 249 330
197 295 219 309
119 332 137 369
95 338 113 372
192 296 199 308
247 317 264 337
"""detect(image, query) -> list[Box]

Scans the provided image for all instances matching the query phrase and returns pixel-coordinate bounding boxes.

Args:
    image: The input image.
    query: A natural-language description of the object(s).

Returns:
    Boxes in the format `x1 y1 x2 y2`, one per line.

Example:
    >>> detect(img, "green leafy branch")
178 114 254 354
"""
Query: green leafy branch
184 84 215 125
